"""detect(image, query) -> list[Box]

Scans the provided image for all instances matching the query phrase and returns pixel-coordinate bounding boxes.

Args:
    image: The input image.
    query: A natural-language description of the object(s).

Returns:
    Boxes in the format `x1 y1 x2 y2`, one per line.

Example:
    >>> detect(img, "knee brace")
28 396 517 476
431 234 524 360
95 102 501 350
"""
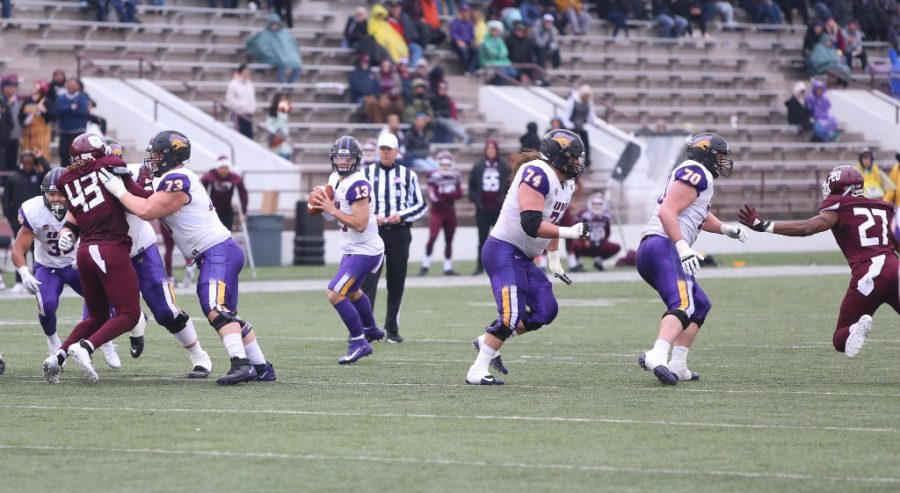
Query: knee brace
234 314 253 338
664 309 691 330
690 317 705 329
522 321 544 333
486 320 515 341
163 311 190 335
210 306 239 332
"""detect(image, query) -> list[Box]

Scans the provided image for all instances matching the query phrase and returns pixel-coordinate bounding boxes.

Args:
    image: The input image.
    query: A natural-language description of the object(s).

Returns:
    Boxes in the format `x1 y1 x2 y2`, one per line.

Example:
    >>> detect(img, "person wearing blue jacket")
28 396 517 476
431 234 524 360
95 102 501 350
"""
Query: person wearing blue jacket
54 77 89 166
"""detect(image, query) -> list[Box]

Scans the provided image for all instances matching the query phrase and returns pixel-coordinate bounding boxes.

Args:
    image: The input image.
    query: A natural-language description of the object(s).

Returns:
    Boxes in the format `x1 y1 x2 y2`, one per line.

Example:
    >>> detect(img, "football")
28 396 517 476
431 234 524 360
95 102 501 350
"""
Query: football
307 184 334 216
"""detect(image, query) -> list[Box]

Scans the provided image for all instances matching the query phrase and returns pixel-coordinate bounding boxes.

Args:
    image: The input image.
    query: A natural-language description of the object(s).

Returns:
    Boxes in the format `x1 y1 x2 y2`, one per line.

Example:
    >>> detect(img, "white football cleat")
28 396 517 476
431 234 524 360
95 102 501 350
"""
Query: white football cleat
100 342 122 369
668 363 700 381
68 344 100 384
42 354 63 384
845 315 873 358
465 367 504 385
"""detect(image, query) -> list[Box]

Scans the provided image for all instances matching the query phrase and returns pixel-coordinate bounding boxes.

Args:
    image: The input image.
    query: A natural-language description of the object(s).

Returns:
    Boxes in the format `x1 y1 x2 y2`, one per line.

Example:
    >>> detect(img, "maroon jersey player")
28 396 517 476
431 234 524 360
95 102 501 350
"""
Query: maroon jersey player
420 151 463 276
42 133 141 384
739 165 900 358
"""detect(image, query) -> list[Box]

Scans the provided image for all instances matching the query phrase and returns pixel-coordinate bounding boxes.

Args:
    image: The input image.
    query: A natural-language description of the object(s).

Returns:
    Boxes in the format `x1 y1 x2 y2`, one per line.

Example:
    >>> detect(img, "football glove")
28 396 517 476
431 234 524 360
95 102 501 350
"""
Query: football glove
98 168 126 199
17 267 41 295
738 204 773 233
58 231 75 252
675 239 703 277
720 223 748 242
547 250 572 285
558 222 591 240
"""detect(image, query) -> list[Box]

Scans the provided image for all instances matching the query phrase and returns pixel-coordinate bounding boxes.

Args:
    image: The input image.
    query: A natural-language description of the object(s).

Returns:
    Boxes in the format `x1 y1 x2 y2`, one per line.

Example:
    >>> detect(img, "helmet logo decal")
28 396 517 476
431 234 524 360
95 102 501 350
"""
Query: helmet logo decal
87 134 104 148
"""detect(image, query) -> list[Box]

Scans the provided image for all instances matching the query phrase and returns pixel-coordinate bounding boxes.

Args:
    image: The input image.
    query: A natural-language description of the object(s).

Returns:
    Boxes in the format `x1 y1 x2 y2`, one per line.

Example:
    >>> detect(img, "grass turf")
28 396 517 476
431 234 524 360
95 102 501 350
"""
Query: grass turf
0 267 897 492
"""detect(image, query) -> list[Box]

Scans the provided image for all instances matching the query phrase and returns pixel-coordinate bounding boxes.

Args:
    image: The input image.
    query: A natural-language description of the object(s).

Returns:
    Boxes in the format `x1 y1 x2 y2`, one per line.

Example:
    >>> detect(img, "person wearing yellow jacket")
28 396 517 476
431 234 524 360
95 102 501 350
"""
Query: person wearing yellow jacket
883 153 900 205
854 149 894 200
368 4 409 63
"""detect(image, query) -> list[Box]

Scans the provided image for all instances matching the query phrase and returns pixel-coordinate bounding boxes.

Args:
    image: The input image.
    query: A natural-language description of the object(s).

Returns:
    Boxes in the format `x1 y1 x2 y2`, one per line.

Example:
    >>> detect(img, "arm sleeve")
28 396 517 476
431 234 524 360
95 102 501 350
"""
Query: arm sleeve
237 177 249 213
399 170 428 222
125 176 154 199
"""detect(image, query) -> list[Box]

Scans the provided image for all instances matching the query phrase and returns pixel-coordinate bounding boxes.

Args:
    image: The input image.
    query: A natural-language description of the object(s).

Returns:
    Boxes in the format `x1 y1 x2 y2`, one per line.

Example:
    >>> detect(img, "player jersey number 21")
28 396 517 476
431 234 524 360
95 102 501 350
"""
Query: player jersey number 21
64 172 106 213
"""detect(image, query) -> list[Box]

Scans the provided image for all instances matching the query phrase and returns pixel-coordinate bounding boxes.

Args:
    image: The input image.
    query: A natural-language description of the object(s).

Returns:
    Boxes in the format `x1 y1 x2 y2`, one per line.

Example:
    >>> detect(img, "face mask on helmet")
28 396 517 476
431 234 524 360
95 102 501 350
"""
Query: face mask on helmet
43 191 67 220
144 149 166 176
332 153 358 175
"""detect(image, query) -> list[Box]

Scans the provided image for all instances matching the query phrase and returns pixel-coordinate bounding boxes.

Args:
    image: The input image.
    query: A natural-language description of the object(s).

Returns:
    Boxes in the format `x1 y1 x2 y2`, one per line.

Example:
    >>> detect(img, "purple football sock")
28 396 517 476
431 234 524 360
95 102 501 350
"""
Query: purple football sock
351 293 377 329
334 299 364 338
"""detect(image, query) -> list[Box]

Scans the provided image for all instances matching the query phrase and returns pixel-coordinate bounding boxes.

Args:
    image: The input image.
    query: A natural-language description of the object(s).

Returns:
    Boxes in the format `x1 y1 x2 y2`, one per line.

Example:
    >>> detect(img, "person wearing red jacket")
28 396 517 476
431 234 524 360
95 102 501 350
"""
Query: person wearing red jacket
420 151 463 276
200 156 248 231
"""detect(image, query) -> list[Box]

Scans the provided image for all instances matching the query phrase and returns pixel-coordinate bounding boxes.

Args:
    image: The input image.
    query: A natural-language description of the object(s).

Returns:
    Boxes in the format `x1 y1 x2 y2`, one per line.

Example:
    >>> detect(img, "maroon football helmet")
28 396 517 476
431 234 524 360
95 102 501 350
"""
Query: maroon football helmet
69 133 108 162
822 164 864 198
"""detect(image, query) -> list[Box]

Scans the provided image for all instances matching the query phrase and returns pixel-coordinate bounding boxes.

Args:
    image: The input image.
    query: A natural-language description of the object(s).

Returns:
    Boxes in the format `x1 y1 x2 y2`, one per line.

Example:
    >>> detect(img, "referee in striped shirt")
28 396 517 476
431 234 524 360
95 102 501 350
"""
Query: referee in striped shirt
360 133 428 343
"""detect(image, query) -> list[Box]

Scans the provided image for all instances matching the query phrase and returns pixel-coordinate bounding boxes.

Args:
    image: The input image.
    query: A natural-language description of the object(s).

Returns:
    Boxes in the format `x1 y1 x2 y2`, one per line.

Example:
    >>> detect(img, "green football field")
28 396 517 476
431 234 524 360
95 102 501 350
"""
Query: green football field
1 260 898 492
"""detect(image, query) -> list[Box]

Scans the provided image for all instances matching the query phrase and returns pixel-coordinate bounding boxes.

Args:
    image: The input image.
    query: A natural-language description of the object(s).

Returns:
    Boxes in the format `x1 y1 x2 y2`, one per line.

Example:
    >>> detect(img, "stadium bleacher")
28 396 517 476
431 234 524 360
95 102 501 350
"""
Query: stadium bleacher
0 0 895 222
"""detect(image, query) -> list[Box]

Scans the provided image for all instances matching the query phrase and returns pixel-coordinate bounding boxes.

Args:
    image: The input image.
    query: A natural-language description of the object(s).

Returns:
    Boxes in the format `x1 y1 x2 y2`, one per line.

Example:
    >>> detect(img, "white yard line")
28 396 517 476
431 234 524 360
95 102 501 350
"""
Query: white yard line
0 444 896 484
3 404 898 434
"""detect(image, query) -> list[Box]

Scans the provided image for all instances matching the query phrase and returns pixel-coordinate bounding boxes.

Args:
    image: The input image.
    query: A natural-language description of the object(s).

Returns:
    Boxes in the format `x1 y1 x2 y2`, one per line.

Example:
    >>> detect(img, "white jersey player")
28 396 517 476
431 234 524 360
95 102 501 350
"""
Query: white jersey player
97 130 272 385
315 136 386 364
11 167 121 366
466 129 591 385
635 134 748 385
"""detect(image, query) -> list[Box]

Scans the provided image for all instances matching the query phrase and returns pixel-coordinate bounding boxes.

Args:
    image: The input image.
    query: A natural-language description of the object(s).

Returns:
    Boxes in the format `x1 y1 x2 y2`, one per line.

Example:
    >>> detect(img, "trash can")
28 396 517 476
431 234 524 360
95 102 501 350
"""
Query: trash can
245 214 283 267
294 200 325 265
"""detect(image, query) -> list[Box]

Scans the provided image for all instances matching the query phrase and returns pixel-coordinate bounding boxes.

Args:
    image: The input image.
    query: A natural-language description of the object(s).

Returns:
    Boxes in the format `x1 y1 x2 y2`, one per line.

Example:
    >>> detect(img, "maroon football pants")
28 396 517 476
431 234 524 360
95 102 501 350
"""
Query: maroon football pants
61 244 141 352
573 240 621 260
426 210 457 260
832 255 900 351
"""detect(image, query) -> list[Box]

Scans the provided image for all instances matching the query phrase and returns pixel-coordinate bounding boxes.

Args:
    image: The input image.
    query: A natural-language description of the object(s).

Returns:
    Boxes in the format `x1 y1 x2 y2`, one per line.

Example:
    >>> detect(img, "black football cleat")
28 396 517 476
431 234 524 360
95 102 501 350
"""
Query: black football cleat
385 333 404 344
472 337 509 375
254 361 277 381
0 356 5 375
215 357 257 385
187 365 211 379
466 375 504 385
639 353 679 386
363 326 385 343
129 336 144 358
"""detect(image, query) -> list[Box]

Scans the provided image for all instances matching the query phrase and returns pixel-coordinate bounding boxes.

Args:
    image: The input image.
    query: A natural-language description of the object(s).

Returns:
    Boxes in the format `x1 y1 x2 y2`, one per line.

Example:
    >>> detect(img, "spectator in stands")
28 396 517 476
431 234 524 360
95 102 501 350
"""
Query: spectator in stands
534 14 562 69
422 0 446 47
886 152 900 205
473 7 488 45
430 81 472 144
97 0 139 23
653 0 689 37
469 139 510 275
596 0 631 37
855 148 894 199
380 113 408 158
776 0 809 26
47 69 65 102
556 0 592 34
741 0 785 24
369 4 410 63
520 121 541 150
803 22 824 56
2 0 10 19
2 150 47 292
450 4 481 75
703 0 737 29
225 64 257 140
397 61 415 100
548 116 565 132
377 59 405 122
344 6 371 50
264 92 292 161
388 0 425 67
413 58 432 87
405 113 438 171
677 0 709 39
361 138 379 166
0 75 21 171
271 0 293 28
805 33 852 80
855 0 893 42
571 194 621 271
823 17 846 51
843 19 868 71
480 21 518 84
246 14 303 84
403 79 434 123
561 85 604 167
804 79 840 141
54 77 89 167
349 55 385 123
520 0 543 26
785 81 814 133
76 78 106 136
18 80 55 160
506 21 541 84
201 156 249 231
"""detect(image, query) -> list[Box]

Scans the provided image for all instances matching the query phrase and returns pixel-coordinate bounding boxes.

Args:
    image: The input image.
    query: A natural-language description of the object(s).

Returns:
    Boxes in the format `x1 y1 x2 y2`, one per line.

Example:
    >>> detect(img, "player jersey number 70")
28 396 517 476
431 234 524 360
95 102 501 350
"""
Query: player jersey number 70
64 172 105 213
854 207 889 247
